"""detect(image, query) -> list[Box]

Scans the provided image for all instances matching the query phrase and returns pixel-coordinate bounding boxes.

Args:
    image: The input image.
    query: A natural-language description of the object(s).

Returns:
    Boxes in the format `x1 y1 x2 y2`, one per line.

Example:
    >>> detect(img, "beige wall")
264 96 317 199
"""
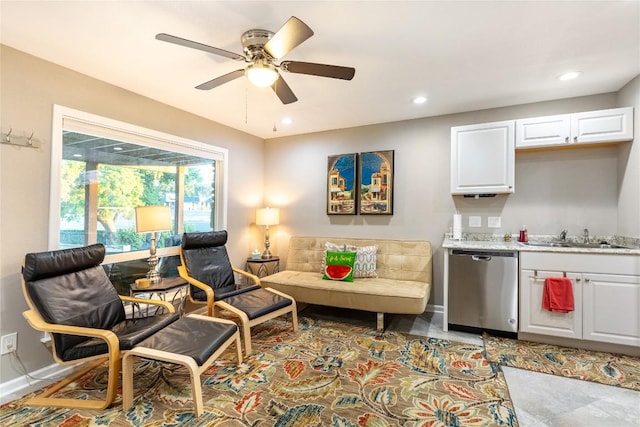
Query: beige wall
617 75 640 237
264 89 638 309
0 46 264 384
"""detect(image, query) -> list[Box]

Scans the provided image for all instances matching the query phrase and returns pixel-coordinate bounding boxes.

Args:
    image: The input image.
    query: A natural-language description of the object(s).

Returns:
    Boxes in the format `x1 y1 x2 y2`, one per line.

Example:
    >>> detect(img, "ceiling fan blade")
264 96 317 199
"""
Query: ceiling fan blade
156 33 245 61
271 73 298 104
196 69 245 90
280 61 355 80
264 16 314 59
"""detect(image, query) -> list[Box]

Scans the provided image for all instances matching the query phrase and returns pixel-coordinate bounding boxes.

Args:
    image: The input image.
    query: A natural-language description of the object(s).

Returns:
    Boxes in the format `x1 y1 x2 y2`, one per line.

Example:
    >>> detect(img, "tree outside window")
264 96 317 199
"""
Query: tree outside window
58 131 217 255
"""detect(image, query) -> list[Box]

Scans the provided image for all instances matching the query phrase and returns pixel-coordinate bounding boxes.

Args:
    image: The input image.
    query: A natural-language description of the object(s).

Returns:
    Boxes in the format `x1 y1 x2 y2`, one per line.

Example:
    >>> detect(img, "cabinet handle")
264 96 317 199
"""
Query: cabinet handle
575 278 581 282
573 136 578 143
565 136 569 143
584 278 590 282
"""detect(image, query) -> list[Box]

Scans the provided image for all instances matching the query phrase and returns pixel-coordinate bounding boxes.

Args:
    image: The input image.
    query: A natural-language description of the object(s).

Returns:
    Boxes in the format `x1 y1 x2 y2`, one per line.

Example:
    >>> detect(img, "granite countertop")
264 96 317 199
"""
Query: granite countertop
442 233 640 255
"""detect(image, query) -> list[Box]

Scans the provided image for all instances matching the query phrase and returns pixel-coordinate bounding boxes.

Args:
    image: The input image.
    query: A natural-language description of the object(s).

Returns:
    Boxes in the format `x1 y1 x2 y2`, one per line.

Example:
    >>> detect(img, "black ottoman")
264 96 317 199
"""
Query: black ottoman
122 314 242 417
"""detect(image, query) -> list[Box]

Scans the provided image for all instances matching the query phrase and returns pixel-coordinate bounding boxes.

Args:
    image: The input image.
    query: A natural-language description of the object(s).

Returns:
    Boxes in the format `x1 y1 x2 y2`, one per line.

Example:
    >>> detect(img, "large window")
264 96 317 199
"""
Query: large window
50 105 228 264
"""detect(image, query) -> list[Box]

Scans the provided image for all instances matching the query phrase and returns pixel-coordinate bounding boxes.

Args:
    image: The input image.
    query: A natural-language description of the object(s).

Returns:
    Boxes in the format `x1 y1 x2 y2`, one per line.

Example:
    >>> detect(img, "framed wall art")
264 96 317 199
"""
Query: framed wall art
359 150 394 215
327 153 357 215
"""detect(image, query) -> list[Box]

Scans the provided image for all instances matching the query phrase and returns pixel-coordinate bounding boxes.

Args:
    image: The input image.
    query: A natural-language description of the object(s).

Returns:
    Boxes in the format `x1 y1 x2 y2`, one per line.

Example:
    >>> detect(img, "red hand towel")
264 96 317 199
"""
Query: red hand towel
543 277 575 313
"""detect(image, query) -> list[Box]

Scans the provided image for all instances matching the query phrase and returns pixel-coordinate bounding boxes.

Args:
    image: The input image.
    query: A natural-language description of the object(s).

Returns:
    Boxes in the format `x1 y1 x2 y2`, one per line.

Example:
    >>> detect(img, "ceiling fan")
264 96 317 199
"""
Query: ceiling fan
156 16 355 105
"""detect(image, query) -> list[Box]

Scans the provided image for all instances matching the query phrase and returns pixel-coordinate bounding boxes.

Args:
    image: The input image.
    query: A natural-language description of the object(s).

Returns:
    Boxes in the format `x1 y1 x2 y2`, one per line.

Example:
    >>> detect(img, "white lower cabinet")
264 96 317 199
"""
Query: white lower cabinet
520 269 582 339
583 273 640 346
519 252 640 347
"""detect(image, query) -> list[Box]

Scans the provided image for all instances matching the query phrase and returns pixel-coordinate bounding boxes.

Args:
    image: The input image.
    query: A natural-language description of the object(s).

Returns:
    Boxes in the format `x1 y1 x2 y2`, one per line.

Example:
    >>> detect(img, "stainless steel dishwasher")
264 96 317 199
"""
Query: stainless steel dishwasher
448 249 518 337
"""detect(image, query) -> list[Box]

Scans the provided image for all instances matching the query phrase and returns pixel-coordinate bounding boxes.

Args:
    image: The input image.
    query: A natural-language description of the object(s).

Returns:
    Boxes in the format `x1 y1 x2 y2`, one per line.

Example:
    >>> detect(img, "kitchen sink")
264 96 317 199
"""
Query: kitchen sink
520 241 629 249
568 242 628 249
521 241 571 247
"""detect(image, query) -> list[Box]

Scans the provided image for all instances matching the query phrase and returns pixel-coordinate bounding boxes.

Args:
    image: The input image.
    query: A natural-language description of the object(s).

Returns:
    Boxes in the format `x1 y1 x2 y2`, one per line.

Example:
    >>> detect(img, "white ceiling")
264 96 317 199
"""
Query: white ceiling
1 1 639 139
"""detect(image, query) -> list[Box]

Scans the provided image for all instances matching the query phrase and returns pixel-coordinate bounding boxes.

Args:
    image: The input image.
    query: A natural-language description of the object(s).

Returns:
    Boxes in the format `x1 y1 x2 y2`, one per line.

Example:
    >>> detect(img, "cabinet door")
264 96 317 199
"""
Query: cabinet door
450 120 515 195
516 114 571 149
583 273 640 347
519 269 582 339
571 107 633 144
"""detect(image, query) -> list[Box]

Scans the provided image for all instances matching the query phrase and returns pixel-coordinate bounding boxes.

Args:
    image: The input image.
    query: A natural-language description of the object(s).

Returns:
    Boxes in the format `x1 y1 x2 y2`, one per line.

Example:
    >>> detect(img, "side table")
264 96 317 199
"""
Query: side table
129 276 188 317
246 256 280 278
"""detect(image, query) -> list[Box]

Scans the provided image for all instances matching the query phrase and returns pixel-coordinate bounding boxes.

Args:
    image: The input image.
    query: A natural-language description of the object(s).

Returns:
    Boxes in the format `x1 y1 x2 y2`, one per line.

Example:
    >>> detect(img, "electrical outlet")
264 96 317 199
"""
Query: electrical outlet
488 216 502 228
1 333 17 355
469 216 482 227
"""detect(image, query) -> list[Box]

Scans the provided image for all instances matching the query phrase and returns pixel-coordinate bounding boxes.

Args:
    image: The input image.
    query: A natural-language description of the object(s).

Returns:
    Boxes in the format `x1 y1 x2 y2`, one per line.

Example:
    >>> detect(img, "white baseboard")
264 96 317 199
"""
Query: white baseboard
0 362 75 404
426 304 444 314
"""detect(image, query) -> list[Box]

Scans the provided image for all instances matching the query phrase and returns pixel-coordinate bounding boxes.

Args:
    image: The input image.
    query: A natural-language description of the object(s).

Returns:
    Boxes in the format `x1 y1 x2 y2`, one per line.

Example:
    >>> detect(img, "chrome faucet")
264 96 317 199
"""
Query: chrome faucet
583 228 589 244
559 229 568 241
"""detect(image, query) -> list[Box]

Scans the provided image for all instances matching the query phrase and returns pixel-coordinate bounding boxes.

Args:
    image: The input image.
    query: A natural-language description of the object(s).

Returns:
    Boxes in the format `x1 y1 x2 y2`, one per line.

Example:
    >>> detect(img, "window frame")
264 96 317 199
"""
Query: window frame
50 104 228 264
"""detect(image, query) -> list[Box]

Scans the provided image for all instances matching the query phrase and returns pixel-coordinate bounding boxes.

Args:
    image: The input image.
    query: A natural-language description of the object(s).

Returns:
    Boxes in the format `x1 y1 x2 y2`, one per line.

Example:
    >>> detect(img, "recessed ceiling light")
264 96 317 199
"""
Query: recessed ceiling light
113 147 123 151
558 71 582 81
281 117 293 125
412 96 427 105
73 153 82 158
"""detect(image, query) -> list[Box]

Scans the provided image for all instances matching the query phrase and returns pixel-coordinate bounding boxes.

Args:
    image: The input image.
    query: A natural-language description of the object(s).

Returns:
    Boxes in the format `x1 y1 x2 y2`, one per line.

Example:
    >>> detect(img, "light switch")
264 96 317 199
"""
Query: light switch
469 216 482 227
488 216 501 228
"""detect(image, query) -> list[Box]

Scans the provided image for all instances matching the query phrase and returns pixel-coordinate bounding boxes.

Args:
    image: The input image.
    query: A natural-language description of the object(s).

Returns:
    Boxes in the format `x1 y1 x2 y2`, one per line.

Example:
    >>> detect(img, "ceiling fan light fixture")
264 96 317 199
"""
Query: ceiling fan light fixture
246 62 278 87
157 17 354 105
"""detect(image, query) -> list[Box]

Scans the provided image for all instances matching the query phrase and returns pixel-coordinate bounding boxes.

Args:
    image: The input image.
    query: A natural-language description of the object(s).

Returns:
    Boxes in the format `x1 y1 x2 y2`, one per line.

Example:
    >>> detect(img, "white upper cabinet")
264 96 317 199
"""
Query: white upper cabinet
572 107 633 144
516 107 633 150
516 114 571 148
450 120 515 195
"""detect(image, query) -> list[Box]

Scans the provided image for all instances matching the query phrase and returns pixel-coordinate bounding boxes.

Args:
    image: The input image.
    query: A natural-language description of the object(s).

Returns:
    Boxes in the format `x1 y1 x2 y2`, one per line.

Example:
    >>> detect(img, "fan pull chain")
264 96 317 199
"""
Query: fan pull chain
245 85 248 125
272 79 278 133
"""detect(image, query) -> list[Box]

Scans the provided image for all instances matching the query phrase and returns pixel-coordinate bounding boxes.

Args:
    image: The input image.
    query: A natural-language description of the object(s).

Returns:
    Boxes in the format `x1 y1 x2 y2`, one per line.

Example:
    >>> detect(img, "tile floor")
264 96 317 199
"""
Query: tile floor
305 306 640 427
3 307 639 426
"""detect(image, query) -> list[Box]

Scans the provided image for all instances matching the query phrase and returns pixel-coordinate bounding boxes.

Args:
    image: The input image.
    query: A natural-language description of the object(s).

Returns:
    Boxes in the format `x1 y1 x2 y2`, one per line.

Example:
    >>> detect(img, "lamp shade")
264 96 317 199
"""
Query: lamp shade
256 207 279 226
135 205 172 233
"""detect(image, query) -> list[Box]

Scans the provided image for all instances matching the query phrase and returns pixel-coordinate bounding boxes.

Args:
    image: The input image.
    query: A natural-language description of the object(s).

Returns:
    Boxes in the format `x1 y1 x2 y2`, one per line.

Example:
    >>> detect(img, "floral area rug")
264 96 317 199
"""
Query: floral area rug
483 334 640 392
0 317 518 426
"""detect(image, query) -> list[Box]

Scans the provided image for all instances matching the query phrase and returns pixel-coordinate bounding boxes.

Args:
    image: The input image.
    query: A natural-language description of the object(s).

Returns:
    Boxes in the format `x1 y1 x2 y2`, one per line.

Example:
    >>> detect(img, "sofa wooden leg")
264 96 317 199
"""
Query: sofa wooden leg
376 312 385 331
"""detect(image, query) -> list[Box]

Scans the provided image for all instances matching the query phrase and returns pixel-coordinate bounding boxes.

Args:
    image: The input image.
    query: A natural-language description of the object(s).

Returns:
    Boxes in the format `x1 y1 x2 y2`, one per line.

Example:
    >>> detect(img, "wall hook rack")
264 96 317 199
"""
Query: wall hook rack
1 128 41 149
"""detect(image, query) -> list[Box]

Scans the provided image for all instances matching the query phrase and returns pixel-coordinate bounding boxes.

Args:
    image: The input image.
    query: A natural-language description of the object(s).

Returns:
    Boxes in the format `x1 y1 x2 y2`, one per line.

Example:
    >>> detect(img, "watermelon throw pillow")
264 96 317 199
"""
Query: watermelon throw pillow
322 250 356 282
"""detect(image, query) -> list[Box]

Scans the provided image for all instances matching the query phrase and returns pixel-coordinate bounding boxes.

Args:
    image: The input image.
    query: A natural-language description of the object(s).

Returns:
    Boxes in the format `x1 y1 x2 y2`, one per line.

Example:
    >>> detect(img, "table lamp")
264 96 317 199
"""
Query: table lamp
256 207 279 259
135 205 172 284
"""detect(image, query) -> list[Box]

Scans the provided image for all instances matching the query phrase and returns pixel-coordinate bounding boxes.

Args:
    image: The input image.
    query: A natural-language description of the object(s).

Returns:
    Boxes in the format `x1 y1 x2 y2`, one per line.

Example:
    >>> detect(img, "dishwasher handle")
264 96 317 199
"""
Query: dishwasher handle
471 255 492 262
451 249 517 258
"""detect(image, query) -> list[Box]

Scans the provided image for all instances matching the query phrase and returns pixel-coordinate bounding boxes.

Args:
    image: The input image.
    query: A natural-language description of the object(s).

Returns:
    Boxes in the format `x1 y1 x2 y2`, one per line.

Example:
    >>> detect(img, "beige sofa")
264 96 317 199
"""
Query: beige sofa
260 236 432 330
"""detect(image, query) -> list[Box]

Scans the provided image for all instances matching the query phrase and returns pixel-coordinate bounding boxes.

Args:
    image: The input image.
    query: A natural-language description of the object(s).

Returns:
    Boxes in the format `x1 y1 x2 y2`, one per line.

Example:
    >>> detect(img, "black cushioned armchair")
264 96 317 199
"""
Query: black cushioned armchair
178 231 298 354
21 243 180 410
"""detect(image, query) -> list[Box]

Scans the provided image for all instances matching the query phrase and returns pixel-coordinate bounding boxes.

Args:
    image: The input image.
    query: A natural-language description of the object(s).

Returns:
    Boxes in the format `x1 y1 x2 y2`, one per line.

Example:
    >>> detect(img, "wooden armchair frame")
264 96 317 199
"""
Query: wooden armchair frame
178 232 298 354
22 273 175 410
